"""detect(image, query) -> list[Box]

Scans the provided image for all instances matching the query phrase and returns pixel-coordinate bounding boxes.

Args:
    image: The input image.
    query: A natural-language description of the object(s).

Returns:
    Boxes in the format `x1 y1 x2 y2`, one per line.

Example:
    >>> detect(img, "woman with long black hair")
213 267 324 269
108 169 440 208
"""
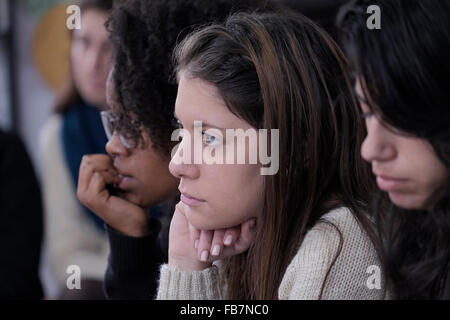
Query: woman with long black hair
339 0 450 299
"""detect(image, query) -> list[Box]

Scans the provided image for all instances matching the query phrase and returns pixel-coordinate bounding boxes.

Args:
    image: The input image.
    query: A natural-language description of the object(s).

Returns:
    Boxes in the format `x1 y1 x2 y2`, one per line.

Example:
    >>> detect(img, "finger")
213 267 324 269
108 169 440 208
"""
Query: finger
82 172 108 215
80 169 121 203
98 169 122 186
78 160 96 194
210 229 226 257
83 154 115 170
88 172 108 198
197 230 214 262
222 227 241 247
188 223 201 249
78 154 116 192
234 218 257 253
86 169 121 201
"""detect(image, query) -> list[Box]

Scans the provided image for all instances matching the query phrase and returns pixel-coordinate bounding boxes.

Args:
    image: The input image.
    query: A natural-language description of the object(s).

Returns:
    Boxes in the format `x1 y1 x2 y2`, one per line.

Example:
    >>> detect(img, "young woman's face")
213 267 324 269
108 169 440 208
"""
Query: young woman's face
105 73 179 207
71 9 112 108
356 79 448 210
169 75 264 230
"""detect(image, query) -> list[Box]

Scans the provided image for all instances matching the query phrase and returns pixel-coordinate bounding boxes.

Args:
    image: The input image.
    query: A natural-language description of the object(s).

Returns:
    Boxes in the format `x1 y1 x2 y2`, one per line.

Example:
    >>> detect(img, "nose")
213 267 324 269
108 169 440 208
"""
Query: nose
88 44 111 75
106 132 129 157
361 117 397 163
168 138 200 180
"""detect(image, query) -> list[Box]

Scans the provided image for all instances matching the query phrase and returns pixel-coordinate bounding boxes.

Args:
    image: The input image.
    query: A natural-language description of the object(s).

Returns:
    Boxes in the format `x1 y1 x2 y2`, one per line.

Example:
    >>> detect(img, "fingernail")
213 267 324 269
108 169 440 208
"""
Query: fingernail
212 244 221 256
194 240 199 249
224 235 233 246
201 250 209 262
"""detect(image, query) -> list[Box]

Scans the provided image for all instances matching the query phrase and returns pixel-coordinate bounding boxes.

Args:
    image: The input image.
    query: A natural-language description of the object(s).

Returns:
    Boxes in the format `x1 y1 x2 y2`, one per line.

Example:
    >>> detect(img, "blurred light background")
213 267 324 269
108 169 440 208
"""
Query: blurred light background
0 0 73 298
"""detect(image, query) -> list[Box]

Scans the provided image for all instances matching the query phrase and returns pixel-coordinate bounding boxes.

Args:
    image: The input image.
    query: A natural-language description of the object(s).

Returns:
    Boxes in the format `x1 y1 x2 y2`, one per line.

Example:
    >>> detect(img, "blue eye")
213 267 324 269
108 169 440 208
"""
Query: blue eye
202 132 217 146
173 127 184 141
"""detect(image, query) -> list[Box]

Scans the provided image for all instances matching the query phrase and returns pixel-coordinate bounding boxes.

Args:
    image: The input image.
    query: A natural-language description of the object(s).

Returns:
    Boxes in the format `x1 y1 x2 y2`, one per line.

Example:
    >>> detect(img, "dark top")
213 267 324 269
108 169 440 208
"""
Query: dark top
104 218 167 299
0 130 43 299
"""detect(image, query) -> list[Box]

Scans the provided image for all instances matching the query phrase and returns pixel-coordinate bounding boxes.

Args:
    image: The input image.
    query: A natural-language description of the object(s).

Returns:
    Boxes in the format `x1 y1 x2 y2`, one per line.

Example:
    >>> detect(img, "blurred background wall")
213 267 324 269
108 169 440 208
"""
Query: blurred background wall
0 0 62 174
0 0 68 298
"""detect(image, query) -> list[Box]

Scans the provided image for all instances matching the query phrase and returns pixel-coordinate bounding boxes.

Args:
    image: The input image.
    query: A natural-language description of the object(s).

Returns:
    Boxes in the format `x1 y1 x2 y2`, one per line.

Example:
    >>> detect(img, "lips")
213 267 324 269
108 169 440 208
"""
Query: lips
375 174 409 192
179 190 206 207
114 165 134 190
118 175 134 190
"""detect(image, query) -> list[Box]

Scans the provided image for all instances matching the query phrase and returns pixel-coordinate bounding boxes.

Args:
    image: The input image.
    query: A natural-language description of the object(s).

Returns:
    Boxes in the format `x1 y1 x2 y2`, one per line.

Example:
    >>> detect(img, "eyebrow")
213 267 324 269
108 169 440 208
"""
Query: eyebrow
173 111 227 130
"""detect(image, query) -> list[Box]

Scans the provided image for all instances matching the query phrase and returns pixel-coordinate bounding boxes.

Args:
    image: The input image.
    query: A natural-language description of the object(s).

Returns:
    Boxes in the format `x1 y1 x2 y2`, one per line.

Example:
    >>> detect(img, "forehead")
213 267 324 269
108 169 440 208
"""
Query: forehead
175 75 253 130
105 71 117 109
176 74 225 108
74 9 109 38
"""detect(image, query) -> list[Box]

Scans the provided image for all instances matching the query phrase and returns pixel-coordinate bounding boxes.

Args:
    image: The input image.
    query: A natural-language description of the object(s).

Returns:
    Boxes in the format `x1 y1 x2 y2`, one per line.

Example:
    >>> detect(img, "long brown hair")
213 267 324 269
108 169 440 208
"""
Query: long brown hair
174 10 376 299
54 0 112 113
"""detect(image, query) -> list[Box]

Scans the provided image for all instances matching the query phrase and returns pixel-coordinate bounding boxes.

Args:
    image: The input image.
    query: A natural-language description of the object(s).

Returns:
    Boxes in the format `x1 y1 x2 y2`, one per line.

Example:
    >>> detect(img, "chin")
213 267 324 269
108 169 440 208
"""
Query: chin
123 192 148 207
185 207 247 231
185 211 210 230
83 93 106 108
183 208 217 230
389 192 427 210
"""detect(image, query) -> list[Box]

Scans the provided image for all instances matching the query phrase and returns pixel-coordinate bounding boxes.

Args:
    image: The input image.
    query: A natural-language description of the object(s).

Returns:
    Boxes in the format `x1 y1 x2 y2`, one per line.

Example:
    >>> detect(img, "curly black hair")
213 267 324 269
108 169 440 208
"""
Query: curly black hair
105 0 266 156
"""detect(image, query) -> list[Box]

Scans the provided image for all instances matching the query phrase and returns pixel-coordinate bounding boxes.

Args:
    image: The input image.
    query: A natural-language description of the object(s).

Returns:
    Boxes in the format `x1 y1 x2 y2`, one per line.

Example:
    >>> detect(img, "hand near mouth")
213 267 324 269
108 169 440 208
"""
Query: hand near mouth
168 201 257 271
77 154 150 237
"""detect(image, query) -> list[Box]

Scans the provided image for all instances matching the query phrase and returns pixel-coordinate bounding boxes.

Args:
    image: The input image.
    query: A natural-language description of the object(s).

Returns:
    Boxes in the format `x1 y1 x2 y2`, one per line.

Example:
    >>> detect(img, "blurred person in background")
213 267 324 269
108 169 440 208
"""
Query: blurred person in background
38 0 113 299
0 130 43 299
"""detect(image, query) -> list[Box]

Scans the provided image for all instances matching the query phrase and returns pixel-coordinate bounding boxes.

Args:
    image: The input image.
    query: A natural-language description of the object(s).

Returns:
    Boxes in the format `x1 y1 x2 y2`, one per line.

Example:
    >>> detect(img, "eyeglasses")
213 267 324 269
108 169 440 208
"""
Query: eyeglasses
100 111 138 149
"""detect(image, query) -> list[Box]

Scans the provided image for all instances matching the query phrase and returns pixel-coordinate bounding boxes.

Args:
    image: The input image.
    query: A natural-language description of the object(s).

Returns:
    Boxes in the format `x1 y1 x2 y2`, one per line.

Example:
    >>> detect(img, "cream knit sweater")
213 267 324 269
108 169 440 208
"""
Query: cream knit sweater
156 207 387 300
